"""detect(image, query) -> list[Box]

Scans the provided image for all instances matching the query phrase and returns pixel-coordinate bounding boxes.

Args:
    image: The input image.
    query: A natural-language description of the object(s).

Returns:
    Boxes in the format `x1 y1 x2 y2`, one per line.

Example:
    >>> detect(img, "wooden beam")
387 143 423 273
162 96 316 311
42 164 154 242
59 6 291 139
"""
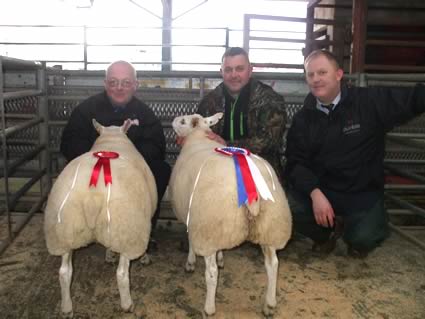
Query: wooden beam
351 0 367 73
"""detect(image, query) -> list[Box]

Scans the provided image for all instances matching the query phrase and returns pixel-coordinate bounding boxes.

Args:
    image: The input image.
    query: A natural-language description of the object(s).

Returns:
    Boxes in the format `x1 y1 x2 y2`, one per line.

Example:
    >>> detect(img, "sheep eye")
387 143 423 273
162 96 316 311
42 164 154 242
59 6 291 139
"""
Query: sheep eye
180 118 186 125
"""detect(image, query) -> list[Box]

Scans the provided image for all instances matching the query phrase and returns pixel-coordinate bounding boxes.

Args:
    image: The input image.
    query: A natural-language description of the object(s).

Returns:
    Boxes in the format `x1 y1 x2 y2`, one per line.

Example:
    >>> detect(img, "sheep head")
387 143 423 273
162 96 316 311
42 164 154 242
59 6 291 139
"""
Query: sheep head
92 118 139 135
172 113 223 137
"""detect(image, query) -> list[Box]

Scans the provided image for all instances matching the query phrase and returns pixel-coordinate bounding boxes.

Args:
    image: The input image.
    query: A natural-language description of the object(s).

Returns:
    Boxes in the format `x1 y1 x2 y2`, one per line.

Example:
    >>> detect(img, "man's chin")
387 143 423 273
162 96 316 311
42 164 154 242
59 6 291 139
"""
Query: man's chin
111 99 130 106
227 85 242 95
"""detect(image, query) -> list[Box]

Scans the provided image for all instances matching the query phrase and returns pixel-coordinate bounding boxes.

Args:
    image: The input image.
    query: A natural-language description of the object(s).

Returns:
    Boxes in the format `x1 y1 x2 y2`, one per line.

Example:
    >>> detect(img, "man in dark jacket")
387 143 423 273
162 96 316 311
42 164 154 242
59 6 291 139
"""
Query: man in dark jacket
197 47 287 180
60 60 171 250
284 49 425 258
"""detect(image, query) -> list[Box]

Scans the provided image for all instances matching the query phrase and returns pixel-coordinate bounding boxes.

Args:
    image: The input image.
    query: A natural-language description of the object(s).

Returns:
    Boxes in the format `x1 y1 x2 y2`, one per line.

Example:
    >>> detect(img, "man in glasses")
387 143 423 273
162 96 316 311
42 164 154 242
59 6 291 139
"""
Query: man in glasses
61 60 171 254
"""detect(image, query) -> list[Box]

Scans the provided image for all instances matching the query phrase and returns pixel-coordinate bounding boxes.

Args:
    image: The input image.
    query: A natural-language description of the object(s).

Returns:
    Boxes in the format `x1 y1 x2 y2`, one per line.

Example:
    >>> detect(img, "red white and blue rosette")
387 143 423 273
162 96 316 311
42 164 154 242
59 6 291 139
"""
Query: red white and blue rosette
215 147 274 207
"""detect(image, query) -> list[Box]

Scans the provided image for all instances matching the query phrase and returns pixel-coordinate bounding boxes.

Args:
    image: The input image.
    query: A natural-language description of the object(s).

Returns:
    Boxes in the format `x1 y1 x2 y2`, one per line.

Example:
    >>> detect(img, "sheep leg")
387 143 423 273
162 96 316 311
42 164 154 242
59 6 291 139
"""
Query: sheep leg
116 254 134 312
261 245 278 316
217 250 224 269
185 240 196 272
59 251 73 318
204 253 218 316
140 253 151 266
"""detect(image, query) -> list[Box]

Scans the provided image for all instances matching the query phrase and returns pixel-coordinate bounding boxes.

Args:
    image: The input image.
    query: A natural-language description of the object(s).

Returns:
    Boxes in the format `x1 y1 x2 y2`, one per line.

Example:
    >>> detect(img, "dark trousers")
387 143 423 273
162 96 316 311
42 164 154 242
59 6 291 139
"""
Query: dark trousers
147 160 171 229
287 187 390 252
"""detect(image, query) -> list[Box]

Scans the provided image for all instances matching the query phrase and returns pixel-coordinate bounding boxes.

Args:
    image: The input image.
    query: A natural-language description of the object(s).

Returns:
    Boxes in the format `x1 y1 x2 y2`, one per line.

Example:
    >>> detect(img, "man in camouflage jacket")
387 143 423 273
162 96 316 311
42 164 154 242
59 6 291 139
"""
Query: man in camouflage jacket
197 47 287 179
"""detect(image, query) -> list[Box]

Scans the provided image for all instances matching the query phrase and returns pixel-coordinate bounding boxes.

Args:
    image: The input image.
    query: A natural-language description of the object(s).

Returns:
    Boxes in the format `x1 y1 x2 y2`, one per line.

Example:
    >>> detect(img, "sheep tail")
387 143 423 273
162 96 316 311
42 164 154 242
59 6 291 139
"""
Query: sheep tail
246 199 260 219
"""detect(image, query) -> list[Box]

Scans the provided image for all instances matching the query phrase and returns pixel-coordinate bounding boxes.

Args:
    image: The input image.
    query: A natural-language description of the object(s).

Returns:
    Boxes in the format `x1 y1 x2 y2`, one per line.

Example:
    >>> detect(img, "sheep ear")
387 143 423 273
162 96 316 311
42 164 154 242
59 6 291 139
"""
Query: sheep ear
122 119 139 133
92 119 103 134
206 112 224 127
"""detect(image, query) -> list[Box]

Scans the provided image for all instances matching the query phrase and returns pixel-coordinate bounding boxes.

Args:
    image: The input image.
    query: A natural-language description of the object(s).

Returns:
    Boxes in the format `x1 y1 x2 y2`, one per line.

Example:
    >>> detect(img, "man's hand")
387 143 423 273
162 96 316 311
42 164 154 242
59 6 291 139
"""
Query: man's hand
310 188 335 227
176 136 185 146
206 131 226 145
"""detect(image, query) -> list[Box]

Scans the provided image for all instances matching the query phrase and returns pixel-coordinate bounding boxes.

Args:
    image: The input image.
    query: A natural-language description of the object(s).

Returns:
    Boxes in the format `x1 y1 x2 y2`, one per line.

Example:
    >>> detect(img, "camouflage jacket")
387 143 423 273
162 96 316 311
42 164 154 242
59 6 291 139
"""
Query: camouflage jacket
197 79 287 178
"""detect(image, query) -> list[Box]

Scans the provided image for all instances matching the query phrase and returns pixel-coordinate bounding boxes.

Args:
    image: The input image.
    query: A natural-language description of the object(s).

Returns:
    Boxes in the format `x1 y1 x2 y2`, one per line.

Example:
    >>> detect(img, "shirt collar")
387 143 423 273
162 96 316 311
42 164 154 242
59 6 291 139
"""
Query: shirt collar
316 93 341 114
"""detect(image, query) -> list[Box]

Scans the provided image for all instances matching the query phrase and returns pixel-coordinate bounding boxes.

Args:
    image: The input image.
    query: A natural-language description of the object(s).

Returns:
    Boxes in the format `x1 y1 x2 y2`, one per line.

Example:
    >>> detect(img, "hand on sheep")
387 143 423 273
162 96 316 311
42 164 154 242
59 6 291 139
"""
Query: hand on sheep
176 136 186 146
206 131 226 145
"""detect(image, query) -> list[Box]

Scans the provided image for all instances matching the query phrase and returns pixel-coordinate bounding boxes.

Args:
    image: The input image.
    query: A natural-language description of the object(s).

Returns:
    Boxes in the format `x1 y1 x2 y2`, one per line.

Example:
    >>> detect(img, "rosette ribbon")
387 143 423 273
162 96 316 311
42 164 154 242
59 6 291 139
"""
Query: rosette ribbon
215 147 274 207
89 151 119 187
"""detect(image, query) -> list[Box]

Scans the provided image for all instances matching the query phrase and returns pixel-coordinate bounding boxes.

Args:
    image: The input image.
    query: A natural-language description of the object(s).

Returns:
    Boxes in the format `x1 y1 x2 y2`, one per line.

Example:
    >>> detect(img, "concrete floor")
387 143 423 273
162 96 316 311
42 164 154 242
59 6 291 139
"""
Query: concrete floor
0 213 424 319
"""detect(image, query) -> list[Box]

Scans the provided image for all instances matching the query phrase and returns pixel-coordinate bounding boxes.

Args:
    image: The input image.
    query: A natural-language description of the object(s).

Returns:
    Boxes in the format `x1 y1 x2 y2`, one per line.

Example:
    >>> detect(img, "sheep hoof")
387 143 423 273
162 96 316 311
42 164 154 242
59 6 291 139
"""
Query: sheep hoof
140 253 151 266
185 261 195 273
122 303 134 313
62 310 74 318
217 260 224 269
203 309 215 318
262 303 275 317
105 248 118 264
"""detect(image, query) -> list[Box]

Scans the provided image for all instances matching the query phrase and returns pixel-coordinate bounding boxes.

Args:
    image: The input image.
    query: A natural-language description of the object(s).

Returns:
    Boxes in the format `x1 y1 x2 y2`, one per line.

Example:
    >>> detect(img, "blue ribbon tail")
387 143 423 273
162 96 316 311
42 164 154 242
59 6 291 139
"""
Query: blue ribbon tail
233 156 247 207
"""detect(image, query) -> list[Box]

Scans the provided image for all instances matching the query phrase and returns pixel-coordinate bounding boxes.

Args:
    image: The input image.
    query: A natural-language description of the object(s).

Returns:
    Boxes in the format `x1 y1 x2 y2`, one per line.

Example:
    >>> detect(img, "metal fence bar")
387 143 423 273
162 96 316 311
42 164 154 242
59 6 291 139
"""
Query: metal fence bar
385 164 425 184
0 145 45 178
8 169 46 211
0 195 47 256
0 118 44 139
3 90 42 100
389 223 425 250
385 193 425 219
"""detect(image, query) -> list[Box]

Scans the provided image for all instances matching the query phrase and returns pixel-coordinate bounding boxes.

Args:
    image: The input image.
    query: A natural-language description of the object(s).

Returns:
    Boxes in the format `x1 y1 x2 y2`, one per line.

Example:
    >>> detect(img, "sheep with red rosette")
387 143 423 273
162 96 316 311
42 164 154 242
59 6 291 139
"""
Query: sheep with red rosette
44 119 157 318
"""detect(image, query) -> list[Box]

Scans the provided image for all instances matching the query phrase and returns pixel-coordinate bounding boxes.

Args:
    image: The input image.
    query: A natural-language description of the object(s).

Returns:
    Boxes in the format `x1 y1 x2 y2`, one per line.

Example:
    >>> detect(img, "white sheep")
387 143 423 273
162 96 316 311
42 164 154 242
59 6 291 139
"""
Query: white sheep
44 119 157 318
169 113 292 317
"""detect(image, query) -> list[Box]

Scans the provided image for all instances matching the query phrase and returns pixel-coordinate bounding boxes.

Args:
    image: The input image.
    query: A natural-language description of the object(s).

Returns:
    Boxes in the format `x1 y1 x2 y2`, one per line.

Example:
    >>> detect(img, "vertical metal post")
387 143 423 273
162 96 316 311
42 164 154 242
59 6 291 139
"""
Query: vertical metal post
37 62 51 196
0 56 12 243
199 76 205 99
358 72 367 88
243 14 250 53
225 27 229 49
304 5 315 57
83 25 88 71
162 0 172 72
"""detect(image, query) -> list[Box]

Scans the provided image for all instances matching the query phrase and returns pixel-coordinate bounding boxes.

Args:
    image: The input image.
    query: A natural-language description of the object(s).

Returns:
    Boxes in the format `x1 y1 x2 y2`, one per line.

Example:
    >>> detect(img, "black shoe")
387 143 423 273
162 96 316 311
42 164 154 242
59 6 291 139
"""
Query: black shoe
311 218 344 255
147 238 158 253
312 236 337 255
347 246 368 259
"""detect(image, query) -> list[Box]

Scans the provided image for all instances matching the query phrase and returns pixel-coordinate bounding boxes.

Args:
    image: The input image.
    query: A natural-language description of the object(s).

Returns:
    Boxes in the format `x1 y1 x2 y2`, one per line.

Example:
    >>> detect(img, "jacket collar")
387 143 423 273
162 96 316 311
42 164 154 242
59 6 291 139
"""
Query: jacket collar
304 82 348 110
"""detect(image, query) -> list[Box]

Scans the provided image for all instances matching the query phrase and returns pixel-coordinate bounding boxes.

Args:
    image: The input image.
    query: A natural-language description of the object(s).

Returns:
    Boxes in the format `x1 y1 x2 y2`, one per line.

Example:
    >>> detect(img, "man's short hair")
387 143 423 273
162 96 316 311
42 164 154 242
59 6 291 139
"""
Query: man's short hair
222 47 250 63
304 49 341 70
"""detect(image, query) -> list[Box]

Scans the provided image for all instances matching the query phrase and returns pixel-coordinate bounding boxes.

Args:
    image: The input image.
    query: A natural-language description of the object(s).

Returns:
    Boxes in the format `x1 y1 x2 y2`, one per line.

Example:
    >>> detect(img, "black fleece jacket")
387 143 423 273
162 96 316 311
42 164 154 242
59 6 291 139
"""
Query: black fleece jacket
284 83 425 195
60 91 166 165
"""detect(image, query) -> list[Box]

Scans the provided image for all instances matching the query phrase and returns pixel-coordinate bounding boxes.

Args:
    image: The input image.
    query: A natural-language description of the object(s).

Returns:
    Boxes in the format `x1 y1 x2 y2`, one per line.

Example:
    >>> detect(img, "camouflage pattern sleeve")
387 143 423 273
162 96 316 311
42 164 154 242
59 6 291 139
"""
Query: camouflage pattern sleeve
196 83 226 136
230 82 287 156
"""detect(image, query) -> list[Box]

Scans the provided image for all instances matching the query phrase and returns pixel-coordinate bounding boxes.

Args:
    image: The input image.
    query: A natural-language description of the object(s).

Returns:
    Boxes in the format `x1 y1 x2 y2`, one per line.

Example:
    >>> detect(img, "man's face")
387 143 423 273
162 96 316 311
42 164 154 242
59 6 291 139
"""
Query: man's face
220 54 252 96
305 55 343 104
104 62 138 106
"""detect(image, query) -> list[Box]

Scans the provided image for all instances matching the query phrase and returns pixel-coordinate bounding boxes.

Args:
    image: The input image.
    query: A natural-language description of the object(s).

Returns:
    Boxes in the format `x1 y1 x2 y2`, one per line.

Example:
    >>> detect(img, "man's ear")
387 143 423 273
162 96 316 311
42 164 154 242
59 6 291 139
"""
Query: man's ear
133 79 139 89
336 68 344 81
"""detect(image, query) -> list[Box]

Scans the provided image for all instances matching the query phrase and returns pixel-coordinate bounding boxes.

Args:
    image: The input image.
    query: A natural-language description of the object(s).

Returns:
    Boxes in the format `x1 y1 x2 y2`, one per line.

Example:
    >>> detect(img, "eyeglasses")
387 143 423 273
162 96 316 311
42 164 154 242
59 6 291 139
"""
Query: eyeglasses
106 78 135 88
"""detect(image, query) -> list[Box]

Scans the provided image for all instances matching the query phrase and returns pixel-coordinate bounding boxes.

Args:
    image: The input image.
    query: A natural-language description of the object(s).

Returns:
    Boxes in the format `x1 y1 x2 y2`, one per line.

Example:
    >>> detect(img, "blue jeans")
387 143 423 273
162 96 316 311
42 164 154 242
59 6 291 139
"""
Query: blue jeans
287 187 390 252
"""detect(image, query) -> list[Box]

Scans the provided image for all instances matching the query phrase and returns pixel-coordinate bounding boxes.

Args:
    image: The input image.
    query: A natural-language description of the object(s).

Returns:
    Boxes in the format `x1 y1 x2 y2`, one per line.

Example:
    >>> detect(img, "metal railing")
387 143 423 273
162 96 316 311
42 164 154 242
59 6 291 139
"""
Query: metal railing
0 56 49 255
